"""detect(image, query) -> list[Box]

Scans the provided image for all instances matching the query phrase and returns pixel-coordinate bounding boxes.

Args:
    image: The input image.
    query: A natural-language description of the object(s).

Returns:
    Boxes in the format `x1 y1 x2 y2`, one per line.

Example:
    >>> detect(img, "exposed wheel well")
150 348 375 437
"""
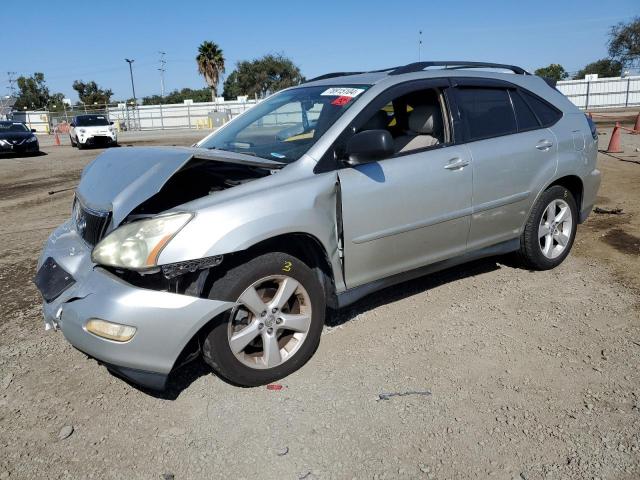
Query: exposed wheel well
549 175 583 219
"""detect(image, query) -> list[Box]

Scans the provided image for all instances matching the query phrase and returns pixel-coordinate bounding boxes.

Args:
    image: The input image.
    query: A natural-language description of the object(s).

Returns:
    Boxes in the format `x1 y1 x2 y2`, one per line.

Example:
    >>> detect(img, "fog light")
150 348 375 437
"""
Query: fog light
86 319 136 342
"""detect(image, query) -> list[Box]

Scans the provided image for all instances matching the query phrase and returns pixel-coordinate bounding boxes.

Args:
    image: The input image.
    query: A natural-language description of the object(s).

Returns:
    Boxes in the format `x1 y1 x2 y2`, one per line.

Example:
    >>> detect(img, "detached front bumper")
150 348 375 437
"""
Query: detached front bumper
37 221 233 389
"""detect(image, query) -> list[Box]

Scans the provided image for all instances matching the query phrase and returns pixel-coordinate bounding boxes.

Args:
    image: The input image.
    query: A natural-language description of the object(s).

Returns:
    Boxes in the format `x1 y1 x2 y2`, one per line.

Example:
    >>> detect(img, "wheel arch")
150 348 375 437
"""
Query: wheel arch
547 175 584 221
170 231 338 374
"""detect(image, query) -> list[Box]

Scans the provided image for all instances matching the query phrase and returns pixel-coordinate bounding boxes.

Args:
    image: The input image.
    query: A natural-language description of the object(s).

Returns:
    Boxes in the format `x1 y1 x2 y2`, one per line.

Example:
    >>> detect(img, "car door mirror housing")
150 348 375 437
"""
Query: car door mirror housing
110 121 114 125
70 123 75 127
31 129 36 133
345 129 395 166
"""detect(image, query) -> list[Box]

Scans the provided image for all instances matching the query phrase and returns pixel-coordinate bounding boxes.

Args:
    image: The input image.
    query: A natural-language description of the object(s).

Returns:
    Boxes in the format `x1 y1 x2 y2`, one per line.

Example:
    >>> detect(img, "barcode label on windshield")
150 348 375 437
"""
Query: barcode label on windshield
321 87 365 98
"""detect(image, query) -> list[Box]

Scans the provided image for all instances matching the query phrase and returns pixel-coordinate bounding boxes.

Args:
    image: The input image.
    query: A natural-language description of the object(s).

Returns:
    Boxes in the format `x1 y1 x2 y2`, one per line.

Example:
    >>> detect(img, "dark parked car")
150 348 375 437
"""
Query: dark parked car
0 121 39 155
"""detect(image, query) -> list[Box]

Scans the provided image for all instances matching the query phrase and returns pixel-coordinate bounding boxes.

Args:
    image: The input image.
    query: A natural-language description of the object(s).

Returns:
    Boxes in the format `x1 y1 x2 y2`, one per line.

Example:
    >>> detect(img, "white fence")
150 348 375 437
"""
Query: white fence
557 76 640 110
107 99 257 131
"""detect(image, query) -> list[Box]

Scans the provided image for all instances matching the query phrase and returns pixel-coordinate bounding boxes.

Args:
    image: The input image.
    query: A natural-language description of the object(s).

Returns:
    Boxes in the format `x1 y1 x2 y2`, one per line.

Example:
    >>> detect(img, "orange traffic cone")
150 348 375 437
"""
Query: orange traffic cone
606 122 623 153
54 132 61 146
633 112 640 134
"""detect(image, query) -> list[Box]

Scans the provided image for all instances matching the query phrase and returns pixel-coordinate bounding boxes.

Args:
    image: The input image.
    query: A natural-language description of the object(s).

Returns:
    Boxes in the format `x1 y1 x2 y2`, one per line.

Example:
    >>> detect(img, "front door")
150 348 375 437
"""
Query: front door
338 145 473 288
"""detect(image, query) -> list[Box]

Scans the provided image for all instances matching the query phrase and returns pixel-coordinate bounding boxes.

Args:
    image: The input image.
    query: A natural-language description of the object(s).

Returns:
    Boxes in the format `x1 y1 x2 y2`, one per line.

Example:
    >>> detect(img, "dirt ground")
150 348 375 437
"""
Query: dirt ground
0 126 639 480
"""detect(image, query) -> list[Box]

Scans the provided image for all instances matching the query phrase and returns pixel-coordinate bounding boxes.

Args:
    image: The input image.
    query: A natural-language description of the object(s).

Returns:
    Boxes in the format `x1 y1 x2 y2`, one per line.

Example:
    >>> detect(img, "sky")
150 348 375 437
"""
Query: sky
1 0 638 103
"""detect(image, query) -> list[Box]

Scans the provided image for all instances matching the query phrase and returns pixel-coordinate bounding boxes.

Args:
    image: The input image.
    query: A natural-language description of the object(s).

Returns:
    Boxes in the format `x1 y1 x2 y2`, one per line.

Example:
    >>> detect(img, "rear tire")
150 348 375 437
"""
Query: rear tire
77 138 84 150
202 252 325 387
518 185 577 270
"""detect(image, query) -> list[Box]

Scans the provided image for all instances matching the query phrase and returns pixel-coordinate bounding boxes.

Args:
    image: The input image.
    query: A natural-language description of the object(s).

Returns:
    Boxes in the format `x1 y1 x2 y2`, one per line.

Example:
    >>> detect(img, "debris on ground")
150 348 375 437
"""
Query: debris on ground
277 446 289 456
377 390 432 401
594 207 624 215
1 373 13 390
57 425 74 440
160 474 175 480
266 384 283 391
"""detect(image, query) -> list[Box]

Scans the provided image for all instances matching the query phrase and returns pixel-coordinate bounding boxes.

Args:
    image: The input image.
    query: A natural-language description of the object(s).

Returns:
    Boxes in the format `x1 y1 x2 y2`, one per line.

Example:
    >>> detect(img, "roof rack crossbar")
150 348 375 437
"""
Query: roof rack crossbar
389 61 529 76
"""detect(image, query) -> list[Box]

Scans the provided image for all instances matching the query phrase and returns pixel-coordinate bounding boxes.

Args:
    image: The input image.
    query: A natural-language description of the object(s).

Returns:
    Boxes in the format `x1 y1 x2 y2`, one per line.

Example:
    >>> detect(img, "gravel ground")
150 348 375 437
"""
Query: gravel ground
0 127 639 479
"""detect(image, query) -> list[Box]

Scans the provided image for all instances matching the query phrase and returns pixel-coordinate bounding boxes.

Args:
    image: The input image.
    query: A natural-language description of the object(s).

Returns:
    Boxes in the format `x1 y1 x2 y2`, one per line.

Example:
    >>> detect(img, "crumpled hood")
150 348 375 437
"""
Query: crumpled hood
76 146 283 227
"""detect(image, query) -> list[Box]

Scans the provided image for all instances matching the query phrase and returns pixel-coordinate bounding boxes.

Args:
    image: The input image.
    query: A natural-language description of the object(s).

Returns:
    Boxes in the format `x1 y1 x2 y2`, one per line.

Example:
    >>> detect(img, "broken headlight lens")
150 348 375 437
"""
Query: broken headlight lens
91 213 193 270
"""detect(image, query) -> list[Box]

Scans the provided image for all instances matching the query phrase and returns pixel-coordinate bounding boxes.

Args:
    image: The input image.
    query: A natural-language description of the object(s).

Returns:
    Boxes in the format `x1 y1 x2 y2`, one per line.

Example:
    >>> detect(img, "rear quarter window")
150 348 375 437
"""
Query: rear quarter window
509 90 540 131
520 90 562 127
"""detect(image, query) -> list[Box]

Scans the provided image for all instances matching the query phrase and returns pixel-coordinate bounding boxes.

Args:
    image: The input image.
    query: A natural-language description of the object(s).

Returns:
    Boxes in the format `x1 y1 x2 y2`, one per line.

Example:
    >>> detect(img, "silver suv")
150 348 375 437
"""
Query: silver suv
35 61 600 390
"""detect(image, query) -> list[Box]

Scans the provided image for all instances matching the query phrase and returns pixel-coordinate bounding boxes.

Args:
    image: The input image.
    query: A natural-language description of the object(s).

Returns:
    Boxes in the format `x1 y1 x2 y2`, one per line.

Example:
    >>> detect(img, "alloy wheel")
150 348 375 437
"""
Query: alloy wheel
227 275 312 369
538 198 573 259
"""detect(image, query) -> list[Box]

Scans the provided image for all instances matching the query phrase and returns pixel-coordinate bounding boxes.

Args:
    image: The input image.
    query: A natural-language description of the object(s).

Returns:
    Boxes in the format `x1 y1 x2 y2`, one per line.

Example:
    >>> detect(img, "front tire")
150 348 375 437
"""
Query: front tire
202 252 325 387
518 185 577 270
69 136 76 147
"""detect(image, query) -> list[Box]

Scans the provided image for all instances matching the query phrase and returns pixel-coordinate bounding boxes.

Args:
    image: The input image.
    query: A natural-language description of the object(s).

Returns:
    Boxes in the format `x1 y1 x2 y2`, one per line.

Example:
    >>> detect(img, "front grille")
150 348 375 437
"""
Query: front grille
73 199 110 246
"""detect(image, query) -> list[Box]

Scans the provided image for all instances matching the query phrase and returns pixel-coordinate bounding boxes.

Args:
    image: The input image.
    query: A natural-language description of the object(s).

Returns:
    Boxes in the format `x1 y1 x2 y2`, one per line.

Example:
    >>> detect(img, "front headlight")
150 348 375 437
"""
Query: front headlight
91 213 193 269
26 136 37 143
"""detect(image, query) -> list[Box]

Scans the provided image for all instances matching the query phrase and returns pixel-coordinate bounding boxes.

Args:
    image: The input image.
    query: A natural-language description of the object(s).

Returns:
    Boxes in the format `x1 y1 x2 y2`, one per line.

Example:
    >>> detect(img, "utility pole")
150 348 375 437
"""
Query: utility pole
418 30 423 61
124 58 137 130
158 51 166 98
158 52 166 130
7 72 17 97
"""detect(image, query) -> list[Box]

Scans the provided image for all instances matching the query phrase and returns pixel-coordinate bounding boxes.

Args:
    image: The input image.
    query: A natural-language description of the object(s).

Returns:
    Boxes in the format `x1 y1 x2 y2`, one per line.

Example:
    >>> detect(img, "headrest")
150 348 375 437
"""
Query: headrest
408 105 442 135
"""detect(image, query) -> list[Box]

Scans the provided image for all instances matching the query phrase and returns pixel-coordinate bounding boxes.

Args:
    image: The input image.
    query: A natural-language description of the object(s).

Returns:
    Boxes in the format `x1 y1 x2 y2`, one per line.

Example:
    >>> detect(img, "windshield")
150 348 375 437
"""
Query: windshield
0 122 29 132
75 115 110 127
199 85 369 163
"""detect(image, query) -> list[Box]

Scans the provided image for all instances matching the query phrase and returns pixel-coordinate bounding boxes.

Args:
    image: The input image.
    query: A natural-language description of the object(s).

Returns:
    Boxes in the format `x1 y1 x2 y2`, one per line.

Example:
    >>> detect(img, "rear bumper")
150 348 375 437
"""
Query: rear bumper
38 221 233 387
579 167 601 223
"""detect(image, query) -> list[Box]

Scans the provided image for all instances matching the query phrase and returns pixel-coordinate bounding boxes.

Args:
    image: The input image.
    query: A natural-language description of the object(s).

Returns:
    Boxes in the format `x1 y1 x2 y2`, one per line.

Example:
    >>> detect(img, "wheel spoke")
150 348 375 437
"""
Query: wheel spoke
539 223 550 239
270 277 300 310
279 312 311 333
556 231 569 247
229 321 262 354
555 206 569 224
542 234 553 256
262 332 282 367
237 286 267 317
545 201 556 223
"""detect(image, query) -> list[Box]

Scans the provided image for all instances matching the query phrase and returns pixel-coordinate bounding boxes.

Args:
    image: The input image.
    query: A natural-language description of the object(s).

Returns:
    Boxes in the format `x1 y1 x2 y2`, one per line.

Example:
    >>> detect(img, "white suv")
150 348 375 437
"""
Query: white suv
69 114 117 149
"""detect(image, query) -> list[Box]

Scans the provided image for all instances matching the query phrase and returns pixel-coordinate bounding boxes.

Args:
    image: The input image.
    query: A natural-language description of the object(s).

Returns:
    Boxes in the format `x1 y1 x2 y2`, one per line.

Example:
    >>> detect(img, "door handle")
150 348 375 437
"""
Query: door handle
444 157 469 170
536 140 553 151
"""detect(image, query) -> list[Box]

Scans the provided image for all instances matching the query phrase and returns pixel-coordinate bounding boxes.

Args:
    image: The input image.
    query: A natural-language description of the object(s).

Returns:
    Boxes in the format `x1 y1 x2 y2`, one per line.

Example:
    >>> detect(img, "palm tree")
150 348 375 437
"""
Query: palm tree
196 41 225 102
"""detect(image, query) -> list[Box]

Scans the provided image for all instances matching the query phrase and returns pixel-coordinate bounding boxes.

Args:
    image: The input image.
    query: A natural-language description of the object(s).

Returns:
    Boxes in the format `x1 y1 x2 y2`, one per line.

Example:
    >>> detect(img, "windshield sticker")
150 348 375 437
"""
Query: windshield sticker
270 152 286 159
321 87 365 98
331 96 353 106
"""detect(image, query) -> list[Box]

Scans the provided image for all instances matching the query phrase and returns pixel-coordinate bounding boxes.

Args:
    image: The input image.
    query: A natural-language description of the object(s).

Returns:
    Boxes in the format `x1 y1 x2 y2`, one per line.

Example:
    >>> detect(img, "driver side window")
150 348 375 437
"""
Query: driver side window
357 88 449 155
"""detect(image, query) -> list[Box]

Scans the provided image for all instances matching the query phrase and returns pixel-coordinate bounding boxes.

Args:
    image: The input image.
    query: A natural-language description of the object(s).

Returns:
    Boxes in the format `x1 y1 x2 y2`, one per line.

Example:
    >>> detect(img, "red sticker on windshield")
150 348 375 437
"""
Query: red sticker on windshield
331 96 352 106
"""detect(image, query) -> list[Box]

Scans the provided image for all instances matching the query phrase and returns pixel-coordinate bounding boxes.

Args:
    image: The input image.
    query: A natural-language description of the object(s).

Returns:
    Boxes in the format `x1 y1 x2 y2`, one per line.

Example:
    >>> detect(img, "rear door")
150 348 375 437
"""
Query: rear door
452 80 559 250
335 79 473 288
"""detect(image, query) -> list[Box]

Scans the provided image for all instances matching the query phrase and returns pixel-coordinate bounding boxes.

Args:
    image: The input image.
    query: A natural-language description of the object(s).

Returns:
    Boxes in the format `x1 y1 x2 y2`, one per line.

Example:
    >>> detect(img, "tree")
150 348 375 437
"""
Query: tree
196 41 225 102
223 54 304 100
608 17 640 67
534 64 569 82
142 87 211 105
15 73 52 110
72 80 113 106
574 58 623 79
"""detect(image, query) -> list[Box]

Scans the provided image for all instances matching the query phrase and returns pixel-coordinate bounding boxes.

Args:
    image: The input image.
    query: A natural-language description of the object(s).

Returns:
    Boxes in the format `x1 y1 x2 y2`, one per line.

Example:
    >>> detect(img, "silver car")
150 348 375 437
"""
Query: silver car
35 61 600 390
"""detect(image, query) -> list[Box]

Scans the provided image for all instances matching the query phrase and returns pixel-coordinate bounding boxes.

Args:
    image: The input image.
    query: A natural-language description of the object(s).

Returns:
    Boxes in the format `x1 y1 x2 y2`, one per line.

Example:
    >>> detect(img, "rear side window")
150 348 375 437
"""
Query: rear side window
520 91 562 127
509 90 540 131
456 88 517 141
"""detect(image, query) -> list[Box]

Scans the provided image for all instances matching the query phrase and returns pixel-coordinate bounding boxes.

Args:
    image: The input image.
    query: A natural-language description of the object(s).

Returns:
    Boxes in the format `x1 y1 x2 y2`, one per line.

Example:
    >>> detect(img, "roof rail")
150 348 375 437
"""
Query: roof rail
305 72 365 82
389 61 529 76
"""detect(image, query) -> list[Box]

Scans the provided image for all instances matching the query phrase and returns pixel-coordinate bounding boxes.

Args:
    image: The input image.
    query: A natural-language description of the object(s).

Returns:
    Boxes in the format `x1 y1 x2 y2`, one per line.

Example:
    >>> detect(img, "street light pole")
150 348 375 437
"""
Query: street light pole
125 58 137 130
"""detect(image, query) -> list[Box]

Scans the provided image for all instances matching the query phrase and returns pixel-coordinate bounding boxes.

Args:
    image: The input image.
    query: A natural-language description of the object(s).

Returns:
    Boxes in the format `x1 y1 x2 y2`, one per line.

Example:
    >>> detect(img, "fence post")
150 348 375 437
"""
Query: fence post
585 80 590 110
625 77 631 108
187 105 192 129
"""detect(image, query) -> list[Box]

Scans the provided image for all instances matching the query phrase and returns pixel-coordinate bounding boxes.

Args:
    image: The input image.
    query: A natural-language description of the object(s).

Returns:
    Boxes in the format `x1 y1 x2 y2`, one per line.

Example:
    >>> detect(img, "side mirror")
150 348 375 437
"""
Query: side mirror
31 129 36 133
70 122 76 127
345 129 394 165
109 121 114 125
